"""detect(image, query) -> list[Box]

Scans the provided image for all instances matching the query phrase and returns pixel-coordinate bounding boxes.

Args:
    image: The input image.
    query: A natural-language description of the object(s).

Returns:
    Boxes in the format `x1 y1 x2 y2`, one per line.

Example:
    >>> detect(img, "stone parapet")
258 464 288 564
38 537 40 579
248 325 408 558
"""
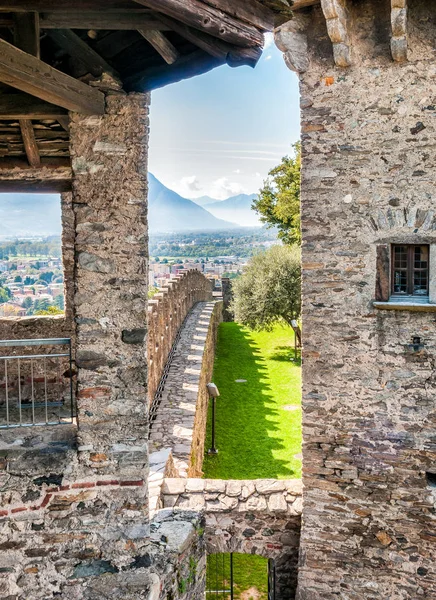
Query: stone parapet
149 301 222 477
148 271 214 405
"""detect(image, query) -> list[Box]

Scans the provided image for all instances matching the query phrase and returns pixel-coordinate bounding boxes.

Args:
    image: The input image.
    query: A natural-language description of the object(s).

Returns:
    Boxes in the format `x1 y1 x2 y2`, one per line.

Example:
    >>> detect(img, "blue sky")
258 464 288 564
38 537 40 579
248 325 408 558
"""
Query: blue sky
148 35 300 200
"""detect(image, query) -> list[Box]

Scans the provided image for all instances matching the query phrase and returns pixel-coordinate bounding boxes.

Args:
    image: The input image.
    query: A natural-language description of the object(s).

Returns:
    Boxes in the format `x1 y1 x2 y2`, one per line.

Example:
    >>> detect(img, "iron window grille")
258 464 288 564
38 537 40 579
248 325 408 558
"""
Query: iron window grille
0 338 75 429
391 244 429 298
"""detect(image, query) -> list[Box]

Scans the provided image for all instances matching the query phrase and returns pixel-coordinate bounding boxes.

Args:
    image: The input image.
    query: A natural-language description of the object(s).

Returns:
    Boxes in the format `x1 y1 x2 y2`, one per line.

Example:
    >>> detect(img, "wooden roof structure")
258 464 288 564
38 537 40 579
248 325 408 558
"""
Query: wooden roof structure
0 0 319 191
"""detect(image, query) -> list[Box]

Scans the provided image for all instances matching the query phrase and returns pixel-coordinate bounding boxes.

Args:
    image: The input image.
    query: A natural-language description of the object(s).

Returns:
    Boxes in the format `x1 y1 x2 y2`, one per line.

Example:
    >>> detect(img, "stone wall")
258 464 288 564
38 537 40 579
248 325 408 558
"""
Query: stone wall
149 301 222 477
148 271 214 405
161 478 302 600
277 1 436 598
0 93 155 600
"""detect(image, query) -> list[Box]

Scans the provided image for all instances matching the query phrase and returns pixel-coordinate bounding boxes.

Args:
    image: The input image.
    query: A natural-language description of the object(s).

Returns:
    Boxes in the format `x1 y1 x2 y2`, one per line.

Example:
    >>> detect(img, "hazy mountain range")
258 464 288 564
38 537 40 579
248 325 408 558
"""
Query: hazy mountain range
0 194 62 237
148 173 238 232
192 193 259 227
0 175 260 237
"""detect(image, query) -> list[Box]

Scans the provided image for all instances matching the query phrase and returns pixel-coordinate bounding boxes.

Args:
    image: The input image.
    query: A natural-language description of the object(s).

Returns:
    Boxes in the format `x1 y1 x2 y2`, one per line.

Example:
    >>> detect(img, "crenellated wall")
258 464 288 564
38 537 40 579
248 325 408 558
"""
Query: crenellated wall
147 271 213 405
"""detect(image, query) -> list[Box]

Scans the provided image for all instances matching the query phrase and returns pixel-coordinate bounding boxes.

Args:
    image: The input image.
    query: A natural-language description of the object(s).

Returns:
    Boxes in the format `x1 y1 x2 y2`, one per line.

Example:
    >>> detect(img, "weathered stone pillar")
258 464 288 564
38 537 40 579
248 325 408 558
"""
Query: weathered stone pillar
276 1 436 598
69 93 150 573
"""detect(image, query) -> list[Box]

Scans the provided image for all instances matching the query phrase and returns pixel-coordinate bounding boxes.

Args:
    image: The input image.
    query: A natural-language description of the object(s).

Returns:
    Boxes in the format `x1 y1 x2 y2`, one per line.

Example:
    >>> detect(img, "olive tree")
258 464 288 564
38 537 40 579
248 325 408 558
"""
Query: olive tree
231 244 301 330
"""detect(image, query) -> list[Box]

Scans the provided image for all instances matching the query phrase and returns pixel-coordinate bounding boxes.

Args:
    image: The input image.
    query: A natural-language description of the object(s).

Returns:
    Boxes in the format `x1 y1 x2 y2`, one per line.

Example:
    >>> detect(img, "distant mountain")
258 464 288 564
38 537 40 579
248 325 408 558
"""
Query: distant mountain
190 195 217 207
148 174 239 233
202 193 260 227
0 194 61 237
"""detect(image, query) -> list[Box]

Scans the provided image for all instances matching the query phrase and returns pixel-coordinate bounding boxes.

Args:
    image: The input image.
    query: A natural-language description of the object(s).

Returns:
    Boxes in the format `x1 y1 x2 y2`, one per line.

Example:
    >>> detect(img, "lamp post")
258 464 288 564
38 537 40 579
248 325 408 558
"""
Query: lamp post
207 382 220 455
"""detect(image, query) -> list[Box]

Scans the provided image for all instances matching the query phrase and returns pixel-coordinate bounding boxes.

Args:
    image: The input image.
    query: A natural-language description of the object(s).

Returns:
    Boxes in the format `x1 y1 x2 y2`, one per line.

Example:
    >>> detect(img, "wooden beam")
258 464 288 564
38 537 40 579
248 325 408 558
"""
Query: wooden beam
0 94 67 119
19 119 41 167
138 30 179 64
0 179 72 193
0 156 70 170
155 13 262 67
0 38 105 114
133 0 263 47
57 116 70 132
291 0 320 8
200 0 275 31
46 29 120 78
40 11 168 30
13 12 40 58
125 49 225 92
0 0 133 9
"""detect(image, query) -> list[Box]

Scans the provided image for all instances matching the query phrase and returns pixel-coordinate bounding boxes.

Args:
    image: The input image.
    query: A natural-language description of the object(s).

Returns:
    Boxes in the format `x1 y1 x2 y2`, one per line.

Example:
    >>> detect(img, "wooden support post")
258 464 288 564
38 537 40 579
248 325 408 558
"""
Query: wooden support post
19 119 41 168
133 0 263 47
138 30 179 64
13 11 40 58
0 38 105 114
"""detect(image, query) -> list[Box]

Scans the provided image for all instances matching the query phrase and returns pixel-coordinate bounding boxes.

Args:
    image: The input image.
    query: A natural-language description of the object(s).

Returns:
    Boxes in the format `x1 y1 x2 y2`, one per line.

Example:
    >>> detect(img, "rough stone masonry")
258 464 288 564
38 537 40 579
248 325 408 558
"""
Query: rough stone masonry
275 0 436 598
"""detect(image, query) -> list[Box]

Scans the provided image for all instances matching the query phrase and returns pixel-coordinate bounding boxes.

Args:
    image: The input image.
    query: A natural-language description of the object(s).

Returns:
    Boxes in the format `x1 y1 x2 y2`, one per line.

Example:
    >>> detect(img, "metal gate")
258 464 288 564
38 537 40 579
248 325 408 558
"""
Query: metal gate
206 553 275 600
268 558 276 600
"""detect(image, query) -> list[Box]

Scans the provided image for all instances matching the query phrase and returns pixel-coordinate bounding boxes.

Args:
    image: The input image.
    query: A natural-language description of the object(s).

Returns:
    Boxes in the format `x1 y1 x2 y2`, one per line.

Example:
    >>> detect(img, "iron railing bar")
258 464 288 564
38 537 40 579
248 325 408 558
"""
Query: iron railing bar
0 419 74 429
0 338 71 348
4 359 9 427
58 356 61 423
18 358 22 426
0 353 70 360
31 358 35 425
44 357 48 424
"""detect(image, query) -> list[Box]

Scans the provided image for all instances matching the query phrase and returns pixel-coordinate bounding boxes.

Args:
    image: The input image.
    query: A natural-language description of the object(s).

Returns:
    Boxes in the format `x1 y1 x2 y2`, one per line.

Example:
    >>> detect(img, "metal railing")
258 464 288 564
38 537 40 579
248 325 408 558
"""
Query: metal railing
0 338 75 428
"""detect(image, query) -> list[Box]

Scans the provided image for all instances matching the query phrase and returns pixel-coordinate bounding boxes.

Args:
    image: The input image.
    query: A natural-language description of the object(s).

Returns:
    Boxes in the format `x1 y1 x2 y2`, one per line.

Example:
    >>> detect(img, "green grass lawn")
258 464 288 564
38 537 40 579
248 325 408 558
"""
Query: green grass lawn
203 322 301 480
206 554 268 600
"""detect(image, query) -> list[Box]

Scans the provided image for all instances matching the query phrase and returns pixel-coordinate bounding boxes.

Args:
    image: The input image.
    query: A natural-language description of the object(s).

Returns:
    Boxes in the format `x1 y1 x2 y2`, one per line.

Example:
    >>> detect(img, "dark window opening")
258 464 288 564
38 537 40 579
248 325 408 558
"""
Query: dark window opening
426 472 436 488
392 244 429 297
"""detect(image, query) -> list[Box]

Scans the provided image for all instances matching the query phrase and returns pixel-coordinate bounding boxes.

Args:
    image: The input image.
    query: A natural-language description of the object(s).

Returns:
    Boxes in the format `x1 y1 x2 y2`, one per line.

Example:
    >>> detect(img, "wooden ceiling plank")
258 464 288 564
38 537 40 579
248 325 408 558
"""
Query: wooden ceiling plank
46 29 120 79
13 12 40 58
133 0 263 47
138 29 179 64
0 179 72 193
0 0 133 9
125 49 225 92
200 0 275 30
0 94 67 119
0 38 105 114
19 119 41 167
40 11 169 30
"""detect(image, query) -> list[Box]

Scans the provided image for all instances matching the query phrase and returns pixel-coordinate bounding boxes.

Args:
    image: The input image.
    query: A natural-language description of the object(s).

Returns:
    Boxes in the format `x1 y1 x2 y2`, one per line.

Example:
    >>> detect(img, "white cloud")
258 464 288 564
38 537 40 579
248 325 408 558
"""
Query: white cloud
264 32 274 50
174 175 204 197
265 54 272 61
233 168 242 174
209 177 247 200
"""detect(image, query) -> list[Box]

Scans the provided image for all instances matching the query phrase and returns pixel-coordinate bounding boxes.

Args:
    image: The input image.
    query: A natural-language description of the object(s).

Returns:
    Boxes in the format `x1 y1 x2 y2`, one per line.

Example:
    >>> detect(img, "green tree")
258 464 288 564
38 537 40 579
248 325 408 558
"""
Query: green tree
54 294 65 310
0 285 11 304
34 305 64 316
14 275 22 283
252 142 301 246
231 245 301 330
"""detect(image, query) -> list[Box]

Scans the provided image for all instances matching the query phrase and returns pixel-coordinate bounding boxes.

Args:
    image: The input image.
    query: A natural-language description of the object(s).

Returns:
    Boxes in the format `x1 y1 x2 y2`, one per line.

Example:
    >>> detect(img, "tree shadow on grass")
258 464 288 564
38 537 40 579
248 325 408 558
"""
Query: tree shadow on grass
203 323 300 480
269 346 301 366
